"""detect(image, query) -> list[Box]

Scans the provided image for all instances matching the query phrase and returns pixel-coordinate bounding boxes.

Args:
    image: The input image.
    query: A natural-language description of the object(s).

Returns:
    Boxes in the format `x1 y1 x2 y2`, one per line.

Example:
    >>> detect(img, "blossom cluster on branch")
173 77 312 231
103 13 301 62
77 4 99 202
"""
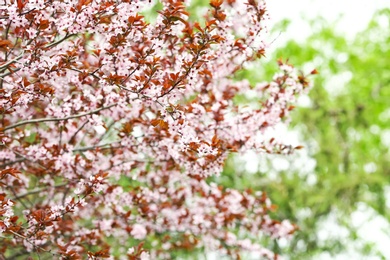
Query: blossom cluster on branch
0 0 312 259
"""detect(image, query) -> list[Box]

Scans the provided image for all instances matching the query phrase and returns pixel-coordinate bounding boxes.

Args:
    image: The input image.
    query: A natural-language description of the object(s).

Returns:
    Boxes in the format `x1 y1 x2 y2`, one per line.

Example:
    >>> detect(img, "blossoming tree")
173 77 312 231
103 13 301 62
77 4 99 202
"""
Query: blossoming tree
0 0 312 259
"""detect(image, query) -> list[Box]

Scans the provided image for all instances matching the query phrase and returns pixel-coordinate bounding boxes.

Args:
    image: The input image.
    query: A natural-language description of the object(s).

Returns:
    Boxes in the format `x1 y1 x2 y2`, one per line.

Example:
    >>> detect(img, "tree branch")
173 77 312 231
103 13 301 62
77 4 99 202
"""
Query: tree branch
73 140 122 152
0 158 25 168
2 104 117 131
0 67 20 78
0 52 24 71
45 33 77 49
11 183 68 200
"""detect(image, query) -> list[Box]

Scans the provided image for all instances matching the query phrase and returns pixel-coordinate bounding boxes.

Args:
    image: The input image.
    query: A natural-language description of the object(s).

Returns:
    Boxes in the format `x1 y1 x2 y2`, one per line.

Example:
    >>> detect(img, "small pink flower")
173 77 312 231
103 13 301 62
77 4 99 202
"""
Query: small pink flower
131 224 147 240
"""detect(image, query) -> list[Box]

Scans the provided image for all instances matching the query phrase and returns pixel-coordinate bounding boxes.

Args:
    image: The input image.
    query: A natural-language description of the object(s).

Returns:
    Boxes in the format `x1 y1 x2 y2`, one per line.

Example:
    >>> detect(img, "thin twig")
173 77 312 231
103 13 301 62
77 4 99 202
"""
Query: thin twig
0 157 25 168
96 119 116 143
11 183 68 200
45 33 76 49
0 52 24 71
0 67 20 78
3 104 117 131
8 230 56 257
73 140 122 152
68 120 89 144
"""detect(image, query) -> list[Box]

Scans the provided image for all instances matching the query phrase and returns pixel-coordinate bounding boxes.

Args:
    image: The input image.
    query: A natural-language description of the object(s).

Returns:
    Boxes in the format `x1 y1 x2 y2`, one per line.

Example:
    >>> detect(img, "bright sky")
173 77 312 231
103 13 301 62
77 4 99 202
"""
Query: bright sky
267 0 390 43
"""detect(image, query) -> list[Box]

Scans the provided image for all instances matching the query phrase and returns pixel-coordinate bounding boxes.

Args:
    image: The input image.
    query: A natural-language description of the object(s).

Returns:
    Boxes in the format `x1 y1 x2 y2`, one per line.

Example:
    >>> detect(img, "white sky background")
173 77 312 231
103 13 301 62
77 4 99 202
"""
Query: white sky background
267 0 390 44
242 1 390 259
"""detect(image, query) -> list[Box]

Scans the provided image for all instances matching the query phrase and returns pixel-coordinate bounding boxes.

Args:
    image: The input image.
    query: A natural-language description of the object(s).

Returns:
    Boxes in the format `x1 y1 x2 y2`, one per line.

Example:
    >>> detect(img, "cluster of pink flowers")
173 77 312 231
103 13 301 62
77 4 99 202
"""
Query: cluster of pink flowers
0 0 313 259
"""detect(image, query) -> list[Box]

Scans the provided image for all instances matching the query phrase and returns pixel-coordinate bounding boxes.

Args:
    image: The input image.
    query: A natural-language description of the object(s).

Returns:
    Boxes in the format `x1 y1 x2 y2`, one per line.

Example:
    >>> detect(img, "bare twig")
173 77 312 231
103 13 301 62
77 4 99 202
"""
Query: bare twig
73 140 122 152
8 230 57 258
0 67 21 78
0 52 24 71
0 157 25 168
3 104 117 131
45 33 76 49
11 183 68 200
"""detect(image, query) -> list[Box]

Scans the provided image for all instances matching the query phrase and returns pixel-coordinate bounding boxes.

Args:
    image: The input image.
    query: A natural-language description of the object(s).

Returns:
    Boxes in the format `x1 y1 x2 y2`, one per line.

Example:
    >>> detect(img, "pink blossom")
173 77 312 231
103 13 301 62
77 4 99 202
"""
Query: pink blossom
131 224 147 240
